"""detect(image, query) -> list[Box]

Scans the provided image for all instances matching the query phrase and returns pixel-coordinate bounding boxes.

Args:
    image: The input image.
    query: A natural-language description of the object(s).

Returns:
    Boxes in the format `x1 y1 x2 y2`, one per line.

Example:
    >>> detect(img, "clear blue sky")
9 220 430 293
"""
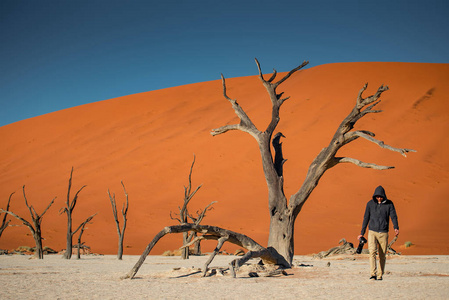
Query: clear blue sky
1 0 448 127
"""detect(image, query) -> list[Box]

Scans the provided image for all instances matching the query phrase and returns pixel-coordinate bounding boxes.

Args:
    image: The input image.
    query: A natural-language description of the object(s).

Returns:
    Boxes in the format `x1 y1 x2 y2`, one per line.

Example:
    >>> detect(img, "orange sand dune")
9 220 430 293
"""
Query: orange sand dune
1 62 448 256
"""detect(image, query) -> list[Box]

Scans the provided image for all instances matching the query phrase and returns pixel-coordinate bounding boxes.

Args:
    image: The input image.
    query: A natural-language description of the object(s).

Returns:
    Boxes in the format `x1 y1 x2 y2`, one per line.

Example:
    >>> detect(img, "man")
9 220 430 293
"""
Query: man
358 185 399 280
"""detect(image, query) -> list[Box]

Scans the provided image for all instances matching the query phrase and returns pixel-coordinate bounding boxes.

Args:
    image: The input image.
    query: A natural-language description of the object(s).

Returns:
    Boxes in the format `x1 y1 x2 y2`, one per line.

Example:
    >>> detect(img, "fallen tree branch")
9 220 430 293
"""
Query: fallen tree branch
122 224 289 280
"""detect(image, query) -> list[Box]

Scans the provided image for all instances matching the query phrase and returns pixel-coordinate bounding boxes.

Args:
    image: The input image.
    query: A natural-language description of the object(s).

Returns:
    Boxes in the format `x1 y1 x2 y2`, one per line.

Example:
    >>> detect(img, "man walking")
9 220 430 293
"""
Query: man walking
358 185 399 280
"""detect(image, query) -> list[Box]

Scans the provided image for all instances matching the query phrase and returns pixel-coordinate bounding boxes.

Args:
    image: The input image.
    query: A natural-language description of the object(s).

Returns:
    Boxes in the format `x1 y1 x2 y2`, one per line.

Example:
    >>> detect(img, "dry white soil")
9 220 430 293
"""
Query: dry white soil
0 254 448 299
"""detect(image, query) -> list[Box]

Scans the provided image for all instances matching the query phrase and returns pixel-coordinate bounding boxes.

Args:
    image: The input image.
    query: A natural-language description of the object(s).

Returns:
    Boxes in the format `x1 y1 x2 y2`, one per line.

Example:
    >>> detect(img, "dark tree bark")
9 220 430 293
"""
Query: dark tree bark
60 167 87 259
0 186 55 259
0 192 14 239
75 213 97 259
210 59 415 265
108 181 129 260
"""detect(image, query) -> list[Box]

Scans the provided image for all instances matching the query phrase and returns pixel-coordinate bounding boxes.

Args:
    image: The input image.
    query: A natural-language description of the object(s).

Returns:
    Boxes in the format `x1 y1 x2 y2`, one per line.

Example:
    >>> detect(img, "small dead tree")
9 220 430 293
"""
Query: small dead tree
0 186 55 259
170 156 215 259
187 201 216 255
75 213 97 259
125 58 415 279
60 167 87 259
0 192 14 239
108 181 129 260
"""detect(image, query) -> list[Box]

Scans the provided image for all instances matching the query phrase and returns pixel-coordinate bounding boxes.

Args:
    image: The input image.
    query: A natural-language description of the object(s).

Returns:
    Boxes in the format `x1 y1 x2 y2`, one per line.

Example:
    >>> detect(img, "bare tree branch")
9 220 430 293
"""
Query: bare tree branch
121 181 129 216
201 236 228 276
343 130 375 145
0 209 33 231
210 124 241 136
66 167 87 212
267 69 277 83
76 213 97 259
189 201 217 225
169 211 182 223
356 83 389 109
210 75 259 138
273 60 309 88
0 192 14 238
344 131 416 157
73 213 97 236
333 157 394 170
289 82 416 230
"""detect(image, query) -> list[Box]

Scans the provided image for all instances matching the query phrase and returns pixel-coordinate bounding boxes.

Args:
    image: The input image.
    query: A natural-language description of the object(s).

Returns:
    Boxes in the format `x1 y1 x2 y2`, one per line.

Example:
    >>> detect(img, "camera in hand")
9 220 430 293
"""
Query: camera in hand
356 236 367 254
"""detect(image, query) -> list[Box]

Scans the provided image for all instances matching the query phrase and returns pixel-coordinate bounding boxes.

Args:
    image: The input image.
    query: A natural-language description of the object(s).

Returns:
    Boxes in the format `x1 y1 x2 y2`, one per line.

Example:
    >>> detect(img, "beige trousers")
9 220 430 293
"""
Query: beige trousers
368 230 389 279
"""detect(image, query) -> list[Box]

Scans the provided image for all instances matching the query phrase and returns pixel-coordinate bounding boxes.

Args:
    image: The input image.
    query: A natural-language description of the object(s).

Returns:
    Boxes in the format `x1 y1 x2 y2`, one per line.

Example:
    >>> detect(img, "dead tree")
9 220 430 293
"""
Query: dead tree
108 181 129 260
75 213 97 259
210 58 415 265
0 192 14 239
60 167 87 259
125 59 415 278
170 156 215 258
187 201 216 255
0 186 55 259
171 156 202 259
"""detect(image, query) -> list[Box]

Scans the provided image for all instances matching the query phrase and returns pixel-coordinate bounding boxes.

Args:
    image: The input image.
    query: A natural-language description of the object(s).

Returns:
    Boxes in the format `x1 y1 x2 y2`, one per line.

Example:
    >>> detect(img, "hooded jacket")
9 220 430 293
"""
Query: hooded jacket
360 186 399 235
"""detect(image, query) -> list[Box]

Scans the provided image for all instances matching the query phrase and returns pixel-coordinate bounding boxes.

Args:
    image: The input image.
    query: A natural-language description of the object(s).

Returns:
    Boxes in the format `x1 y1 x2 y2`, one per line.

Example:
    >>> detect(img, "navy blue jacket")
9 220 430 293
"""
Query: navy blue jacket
360 186 399 235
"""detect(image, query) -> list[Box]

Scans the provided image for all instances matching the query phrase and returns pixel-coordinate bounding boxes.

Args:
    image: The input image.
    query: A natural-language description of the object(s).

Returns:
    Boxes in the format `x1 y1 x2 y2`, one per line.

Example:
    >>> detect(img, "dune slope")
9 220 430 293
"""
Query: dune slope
0 62 448 255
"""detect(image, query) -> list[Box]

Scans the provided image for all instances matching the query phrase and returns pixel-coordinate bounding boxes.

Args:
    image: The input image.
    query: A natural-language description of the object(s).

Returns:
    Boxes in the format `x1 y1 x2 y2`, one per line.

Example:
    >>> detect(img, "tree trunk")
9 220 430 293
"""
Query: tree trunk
64 213 72 259
118 233 124 260
77 243 81 259
181 232 189 259
33 232 44 259
193 232 201 255
267 211 296 265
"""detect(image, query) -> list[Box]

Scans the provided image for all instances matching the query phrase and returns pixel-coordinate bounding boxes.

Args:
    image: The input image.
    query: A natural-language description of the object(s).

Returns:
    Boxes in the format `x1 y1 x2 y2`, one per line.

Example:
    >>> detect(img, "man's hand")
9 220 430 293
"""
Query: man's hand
394 229 399 236
357 235 363 240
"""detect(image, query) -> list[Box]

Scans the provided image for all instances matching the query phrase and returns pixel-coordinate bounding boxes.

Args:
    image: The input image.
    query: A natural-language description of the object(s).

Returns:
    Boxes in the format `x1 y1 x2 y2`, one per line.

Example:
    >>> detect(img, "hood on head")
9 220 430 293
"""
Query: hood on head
372 185 387 201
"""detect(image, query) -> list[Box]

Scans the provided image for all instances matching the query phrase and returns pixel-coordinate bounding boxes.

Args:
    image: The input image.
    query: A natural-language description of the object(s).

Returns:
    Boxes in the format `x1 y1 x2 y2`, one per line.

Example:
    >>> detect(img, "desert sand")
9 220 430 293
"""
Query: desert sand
0 254 448 299
0 62 448 257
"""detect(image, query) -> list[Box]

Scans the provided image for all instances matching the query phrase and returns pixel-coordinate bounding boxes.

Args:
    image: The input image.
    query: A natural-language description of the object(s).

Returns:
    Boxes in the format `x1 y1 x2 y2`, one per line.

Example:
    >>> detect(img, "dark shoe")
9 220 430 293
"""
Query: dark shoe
377 277 383 281
370 276 377 280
